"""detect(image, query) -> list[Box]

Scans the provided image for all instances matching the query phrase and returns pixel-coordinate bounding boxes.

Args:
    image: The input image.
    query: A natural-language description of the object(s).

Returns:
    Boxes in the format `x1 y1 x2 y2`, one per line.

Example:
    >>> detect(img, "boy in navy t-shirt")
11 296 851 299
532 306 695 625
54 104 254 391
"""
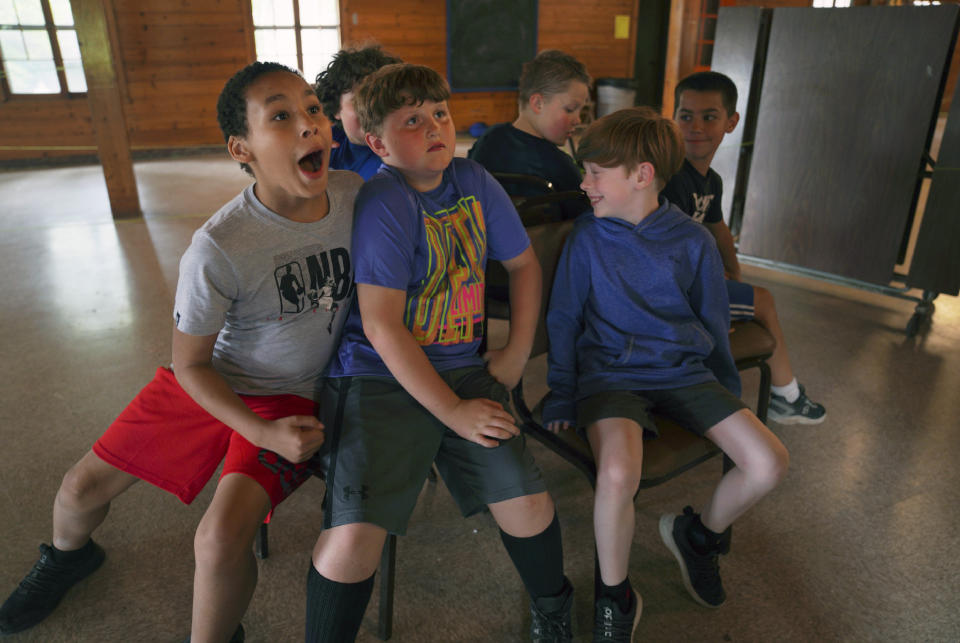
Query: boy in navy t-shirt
661 71 826 424
315 45 401 179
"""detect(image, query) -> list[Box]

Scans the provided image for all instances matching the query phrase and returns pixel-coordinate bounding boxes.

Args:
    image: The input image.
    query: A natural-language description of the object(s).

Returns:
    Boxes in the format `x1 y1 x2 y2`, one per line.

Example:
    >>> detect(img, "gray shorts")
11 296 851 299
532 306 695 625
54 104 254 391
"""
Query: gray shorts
577 381 747 437
319 366 546 535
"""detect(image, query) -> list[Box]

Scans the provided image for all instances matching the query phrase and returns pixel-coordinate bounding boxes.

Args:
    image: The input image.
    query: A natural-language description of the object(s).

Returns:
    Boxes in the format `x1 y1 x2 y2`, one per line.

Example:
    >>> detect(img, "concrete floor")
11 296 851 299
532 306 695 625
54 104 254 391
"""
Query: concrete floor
1 153 959 642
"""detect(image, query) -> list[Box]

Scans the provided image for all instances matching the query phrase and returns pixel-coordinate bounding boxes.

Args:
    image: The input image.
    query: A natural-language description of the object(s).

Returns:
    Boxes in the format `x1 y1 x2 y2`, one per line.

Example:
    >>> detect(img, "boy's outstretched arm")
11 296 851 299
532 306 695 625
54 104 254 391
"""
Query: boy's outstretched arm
171 327 325 463
705 219 742 281
358 283 519 448
483 245 541 390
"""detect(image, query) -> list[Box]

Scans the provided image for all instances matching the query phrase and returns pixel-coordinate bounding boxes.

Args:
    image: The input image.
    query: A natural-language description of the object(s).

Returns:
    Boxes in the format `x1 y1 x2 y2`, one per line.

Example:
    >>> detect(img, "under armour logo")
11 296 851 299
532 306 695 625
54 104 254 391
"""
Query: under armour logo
342 485 369 501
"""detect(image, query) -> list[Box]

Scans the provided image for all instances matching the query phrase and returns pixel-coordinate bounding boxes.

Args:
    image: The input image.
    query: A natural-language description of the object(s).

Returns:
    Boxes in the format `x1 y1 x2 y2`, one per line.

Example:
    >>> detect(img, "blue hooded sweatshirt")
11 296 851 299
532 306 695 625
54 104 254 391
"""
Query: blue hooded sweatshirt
542 198 740 427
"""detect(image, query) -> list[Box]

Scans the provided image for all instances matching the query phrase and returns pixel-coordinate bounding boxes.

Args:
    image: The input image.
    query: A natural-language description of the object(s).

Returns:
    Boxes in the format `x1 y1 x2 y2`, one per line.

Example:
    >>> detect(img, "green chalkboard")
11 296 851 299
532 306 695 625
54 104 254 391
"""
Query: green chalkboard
446 0 538 92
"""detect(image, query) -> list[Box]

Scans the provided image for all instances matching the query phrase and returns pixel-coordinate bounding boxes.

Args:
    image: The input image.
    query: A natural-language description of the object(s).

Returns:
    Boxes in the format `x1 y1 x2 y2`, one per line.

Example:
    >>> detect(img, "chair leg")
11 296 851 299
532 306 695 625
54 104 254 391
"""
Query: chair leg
255 522 269 560
377 533 396 641
756 361 772 424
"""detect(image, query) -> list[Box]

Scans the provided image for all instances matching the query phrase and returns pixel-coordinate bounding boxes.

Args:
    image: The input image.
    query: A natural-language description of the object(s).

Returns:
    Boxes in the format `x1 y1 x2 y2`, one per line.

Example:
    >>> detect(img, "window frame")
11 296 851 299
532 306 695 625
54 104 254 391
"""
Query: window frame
245 0 343 81
0 0 86 100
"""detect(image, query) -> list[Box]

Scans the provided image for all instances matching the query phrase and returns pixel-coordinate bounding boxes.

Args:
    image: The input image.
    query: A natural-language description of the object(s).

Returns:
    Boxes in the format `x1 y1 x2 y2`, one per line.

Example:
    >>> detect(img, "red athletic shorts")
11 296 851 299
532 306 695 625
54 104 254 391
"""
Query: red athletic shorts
93 367 320 510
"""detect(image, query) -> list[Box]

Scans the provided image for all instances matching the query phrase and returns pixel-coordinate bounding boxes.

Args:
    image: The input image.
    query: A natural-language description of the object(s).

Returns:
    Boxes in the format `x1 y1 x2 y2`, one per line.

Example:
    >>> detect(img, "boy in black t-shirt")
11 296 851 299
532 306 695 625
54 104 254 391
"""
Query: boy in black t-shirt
661 71 825 425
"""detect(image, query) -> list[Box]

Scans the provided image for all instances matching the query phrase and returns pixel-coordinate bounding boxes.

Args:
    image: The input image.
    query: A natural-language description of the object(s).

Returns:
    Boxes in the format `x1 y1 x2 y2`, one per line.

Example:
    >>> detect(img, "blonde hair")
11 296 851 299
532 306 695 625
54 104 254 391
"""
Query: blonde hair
577 107 684 189
518 50 591 104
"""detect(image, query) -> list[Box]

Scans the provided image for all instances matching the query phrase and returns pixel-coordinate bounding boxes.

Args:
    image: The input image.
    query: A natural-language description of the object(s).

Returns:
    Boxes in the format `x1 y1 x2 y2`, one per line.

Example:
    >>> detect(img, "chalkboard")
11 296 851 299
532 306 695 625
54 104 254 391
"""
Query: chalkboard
446 0 538 92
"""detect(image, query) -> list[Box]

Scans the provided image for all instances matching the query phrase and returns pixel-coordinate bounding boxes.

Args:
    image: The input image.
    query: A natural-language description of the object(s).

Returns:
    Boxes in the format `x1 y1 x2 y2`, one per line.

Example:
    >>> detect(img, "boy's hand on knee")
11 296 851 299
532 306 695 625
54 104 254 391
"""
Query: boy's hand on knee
260 415 325 463
482 347 527 391
442 398 519 448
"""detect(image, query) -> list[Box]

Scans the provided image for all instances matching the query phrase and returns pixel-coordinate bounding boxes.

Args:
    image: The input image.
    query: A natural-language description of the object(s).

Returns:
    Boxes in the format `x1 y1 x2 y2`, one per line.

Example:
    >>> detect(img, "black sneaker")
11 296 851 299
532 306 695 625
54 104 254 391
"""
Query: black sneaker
0 540 105 635
768 384 826 425
592 594 641 642
530 578 573 642
658 507 725 608
182 623 245 643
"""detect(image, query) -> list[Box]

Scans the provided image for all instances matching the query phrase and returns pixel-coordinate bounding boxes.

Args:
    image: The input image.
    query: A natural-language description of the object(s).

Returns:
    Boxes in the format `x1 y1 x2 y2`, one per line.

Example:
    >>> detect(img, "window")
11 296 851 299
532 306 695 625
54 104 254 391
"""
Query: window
251 0 340 83
812 0 851 7
0 0 85 95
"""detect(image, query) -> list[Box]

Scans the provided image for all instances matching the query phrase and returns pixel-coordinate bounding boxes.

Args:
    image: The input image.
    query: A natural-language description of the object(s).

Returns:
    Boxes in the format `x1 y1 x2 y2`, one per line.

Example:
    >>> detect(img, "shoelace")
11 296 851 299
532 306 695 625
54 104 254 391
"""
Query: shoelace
18 546 73 594
597 604 633 637
532 606 572 639
687 547 722 594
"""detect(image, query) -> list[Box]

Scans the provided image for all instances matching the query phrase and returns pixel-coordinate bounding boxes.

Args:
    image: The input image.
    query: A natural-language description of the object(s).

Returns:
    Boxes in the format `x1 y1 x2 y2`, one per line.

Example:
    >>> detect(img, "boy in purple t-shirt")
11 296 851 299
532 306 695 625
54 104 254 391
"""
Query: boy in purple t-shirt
304 63 573 642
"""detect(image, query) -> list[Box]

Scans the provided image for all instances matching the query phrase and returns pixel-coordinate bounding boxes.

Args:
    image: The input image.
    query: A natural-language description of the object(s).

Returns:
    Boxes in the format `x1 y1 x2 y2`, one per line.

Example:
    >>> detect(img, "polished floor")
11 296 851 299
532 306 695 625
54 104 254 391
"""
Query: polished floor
1 153 958 642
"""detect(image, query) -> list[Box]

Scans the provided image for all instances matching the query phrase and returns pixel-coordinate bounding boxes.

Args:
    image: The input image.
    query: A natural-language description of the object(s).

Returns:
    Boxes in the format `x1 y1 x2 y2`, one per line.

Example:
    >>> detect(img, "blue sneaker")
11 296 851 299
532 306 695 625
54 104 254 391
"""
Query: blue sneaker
659 507 725 608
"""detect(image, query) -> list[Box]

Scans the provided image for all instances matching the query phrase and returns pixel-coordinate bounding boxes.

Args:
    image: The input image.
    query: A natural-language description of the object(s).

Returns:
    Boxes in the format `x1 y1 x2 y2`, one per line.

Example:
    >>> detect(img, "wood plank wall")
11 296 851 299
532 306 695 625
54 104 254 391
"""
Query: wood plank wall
0 0 636 163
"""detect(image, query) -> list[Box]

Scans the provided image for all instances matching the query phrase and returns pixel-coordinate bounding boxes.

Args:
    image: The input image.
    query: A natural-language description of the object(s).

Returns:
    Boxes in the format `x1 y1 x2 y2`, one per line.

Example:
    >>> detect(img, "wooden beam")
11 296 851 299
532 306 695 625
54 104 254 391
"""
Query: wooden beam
663 0 687 117
72 0 141 219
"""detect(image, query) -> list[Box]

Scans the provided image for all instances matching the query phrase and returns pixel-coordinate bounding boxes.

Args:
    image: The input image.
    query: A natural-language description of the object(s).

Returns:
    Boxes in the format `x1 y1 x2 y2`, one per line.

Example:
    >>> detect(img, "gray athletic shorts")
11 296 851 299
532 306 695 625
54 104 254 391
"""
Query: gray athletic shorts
577 381 747 437
319 366 546 535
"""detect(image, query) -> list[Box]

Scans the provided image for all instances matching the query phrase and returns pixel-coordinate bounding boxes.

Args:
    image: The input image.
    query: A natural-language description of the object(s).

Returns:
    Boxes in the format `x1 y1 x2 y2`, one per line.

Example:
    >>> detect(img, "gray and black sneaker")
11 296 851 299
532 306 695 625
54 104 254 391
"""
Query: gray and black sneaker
0 540 105 635
658 507 725 608
768 384 826 425
593 594 641 642
530 578 574 642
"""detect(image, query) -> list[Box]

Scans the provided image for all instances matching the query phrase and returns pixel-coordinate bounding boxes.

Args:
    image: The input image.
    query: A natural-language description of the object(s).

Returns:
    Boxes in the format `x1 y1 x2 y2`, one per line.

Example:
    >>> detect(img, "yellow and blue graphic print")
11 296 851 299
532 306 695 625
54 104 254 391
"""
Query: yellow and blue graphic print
406 195 486 346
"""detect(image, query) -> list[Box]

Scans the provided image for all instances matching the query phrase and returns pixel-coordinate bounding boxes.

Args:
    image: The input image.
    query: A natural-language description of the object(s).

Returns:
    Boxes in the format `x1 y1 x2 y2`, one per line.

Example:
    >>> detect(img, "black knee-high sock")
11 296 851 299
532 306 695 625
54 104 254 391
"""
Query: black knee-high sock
305 564 375 643
499 511 566 600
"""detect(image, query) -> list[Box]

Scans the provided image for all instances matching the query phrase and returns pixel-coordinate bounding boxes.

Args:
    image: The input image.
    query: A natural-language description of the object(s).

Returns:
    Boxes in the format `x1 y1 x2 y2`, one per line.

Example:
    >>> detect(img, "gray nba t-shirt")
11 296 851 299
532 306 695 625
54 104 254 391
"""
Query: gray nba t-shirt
173 169 362 400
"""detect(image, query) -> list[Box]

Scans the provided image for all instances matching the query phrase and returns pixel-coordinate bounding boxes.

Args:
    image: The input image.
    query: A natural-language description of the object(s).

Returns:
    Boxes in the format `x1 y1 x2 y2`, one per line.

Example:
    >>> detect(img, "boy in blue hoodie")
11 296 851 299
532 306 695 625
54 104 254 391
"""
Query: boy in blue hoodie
543 107 789 641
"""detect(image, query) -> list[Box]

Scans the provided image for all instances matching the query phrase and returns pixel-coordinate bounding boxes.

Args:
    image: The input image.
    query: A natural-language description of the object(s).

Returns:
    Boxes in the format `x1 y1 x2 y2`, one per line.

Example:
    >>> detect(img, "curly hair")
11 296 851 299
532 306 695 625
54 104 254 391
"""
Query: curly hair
314 45 402 123
578 106 685 189
217 61 301 176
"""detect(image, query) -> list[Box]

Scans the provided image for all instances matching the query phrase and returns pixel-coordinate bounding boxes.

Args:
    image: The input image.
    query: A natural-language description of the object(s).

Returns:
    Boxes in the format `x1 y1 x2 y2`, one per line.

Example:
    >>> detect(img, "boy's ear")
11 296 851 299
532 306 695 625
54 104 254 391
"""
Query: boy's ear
725 111 740 134
227 135 253 165
365 132 390 159
634 162 656 190
528 93 544 114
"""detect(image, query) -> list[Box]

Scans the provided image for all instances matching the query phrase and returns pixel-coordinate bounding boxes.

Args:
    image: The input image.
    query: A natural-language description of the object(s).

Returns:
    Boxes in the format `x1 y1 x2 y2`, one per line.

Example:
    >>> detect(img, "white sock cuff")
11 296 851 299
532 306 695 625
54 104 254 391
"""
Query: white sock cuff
771 378 800 403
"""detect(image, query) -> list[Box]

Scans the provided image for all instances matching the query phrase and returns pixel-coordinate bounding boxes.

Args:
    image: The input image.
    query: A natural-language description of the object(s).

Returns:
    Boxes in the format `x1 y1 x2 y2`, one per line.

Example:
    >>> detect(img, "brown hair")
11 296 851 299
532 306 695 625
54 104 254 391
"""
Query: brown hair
518 49 591 104
354 63 450 137
577 106 684 189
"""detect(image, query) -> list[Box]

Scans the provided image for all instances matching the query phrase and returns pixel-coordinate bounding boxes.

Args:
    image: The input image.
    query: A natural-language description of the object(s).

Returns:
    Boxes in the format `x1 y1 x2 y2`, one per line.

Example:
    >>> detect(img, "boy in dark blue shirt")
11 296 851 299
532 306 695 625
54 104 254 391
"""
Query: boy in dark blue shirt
544 107 789 639
315 45 401 179
662 71 825 424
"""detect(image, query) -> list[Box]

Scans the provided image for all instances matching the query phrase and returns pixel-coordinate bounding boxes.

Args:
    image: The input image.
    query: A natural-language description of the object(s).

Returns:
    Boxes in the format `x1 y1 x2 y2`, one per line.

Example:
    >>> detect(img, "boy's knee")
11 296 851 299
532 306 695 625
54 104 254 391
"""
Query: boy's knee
194 512 256 566
753 286 777 318
58 457 120 511
312 523 387 581
596 458 642 496
753 441 789 491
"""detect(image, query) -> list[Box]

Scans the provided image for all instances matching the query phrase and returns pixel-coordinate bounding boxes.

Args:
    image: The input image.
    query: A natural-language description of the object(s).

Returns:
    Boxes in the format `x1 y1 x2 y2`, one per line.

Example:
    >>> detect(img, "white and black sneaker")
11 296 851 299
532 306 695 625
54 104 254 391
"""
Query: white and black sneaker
769 384 826 425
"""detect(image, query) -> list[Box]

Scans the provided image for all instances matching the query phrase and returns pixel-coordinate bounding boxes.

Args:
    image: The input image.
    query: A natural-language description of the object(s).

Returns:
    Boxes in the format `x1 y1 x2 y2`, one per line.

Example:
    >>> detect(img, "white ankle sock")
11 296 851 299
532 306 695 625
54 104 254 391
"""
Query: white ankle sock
771 378 800 403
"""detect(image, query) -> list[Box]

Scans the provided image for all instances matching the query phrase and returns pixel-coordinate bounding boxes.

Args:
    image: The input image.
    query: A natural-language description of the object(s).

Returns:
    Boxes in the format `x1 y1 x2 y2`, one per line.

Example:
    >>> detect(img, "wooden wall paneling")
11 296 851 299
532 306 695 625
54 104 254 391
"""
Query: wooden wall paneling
737 6 958 285
72 0 141 218
907 76 960 296
708 6 766 228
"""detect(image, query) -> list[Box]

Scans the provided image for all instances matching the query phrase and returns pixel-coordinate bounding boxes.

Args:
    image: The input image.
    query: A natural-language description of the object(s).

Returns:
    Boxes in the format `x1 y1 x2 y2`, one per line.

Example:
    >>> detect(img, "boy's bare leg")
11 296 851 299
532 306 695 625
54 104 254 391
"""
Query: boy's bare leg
190 472 271 643
586 418 645 585
752 286 795 388
312 522 387 582
487 490 554 537
53 450 140 550
702 409 789 533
